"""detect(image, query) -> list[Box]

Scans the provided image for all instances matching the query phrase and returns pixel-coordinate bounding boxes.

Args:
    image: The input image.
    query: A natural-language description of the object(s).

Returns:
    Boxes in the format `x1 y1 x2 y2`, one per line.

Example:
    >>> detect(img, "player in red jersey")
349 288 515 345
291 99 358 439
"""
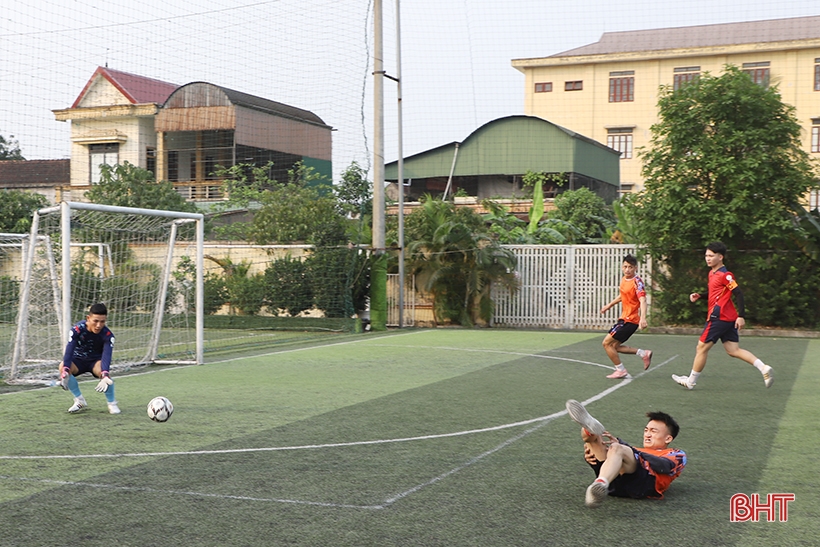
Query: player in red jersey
566 400 686 508
672 242 773 389
599 255 653 379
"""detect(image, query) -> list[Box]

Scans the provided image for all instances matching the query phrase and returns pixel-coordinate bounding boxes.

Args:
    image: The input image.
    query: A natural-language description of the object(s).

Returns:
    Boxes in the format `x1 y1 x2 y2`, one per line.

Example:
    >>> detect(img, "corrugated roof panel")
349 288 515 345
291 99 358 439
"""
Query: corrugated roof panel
550 15 820 57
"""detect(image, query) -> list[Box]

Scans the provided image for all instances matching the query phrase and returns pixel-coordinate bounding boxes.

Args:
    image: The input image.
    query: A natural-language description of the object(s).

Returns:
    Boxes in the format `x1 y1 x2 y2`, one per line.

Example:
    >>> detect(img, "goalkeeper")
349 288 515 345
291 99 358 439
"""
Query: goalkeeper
58 303 120 414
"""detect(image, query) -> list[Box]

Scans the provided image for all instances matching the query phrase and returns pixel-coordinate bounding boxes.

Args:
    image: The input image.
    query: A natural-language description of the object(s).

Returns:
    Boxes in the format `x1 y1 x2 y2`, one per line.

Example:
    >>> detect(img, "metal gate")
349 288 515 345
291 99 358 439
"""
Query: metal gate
387 273 416 327
491 245 650 329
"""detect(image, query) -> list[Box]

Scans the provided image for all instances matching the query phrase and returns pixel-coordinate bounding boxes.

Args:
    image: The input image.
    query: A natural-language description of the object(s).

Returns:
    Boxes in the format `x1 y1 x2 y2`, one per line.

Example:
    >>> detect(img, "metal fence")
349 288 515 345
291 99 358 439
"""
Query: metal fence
386 273 416 327
492 245 649 329
384 245 649 330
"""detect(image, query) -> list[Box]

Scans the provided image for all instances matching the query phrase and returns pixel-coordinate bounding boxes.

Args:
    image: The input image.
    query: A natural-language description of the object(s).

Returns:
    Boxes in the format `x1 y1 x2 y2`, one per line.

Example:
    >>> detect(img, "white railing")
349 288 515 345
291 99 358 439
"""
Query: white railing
384 245 650 330
492 245 650 329
386 273 415 327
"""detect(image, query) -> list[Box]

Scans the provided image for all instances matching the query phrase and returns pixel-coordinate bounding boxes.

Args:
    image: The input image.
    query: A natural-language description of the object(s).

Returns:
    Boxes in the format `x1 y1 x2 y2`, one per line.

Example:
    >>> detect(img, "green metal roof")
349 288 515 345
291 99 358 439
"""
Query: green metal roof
385 115 620 186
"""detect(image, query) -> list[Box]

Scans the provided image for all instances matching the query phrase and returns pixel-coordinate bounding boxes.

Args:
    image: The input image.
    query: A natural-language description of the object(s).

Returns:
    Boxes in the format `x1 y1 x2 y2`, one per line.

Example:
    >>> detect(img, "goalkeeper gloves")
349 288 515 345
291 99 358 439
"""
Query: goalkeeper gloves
59 367 71 390
95 373 113 393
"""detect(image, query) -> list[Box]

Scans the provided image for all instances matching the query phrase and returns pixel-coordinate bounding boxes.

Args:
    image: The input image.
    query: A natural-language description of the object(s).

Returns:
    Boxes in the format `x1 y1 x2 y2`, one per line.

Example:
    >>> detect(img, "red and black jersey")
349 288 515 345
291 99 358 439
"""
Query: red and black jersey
706 266 739 322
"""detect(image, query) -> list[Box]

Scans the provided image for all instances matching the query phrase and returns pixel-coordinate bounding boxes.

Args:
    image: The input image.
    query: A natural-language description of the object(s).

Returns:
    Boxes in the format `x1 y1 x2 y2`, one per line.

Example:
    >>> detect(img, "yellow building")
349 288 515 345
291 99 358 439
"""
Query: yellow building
512 15 820 195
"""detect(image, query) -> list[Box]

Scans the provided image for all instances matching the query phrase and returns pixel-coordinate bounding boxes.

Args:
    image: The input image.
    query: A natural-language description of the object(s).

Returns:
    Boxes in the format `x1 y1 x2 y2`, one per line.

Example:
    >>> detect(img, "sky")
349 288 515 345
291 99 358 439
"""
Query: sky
1 0 819 182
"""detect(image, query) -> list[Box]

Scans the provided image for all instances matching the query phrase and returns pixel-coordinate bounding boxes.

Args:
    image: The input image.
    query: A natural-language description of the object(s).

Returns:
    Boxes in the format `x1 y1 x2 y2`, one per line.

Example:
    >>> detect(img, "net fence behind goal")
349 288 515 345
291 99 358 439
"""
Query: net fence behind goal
2 202 204 385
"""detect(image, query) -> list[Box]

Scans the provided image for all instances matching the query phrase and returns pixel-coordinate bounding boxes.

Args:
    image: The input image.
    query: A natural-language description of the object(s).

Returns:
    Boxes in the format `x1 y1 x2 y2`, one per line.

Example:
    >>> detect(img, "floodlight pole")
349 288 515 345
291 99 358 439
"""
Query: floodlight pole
370 0 388 331
395 0 405 328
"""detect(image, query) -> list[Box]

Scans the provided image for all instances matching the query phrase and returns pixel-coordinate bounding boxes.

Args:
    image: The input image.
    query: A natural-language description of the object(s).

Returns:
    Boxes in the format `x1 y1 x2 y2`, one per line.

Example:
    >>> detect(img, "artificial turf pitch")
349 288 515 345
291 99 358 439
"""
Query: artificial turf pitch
0 329 816 546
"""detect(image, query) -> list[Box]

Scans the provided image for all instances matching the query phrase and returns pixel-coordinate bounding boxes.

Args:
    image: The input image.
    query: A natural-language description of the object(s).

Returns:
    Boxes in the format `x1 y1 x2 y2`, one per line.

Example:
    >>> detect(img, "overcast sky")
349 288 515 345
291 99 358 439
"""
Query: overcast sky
2 0 818 181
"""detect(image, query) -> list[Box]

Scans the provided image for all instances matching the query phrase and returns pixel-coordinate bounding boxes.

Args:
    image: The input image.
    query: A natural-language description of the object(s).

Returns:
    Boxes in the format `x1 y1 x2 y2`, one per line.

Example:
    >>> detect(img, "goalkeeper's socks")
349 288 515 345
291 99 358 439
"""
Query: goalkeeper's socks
105 383 116 404
67 374 82 398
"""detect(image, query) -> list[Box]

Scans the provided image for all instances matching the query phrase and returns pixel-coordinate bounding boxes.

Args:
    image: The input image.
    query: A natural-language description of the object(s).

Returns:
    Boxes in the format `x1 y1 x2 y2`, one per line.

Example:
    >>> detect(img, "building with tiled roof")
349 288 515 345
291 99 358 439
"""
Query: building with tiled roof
512 15 820 194
53 68 332 203
0 159 69 203
53 67 180 199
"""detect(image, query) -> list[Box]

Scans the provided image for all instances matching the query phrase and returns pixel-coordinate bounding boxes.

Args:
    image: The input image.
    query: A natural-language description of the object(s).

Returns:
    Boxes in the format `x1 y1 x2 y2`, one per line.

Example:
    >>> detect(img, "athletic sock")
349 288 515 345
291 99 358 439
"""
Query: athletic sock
594 477 608 486
753 359 766 372
105 383 116 403
67 375 82 398
636 349 646 358
615 363 626 372
689 371 701 384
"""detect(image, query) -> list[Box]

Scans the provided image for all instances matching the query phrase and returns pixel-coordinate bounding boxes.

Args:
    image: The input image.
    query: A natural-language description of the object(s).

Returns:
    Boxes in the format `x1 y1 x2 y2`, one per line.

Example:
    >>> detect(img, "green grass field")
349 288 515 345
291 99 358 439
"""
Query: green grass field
0 329 816 546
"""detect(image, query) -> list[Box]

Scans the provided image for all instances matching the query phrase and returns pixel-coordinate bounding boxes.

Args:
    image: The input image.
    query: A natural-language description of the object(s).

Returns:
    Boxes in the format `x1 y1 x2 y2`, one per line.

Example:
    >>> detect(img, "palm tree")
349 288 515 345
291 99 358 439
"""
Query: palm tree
406 196 519 325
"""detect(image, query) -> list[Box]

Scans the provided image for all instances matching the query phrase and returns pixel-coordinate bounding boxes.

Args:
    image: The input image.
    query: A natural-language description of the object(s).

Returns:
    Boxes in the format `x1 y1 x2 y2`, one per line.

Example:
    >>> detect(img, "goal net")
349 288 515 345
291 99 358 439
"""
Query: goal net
3 202 203 385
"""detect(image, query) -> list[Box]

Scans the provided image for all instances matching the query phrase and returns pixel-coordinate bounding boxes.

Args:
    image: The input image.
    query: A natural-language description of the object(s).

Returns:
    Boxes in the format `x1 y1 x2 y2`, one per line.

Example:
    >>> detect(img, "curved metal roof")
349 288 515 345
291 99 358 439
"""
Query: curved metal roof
163 82 329 127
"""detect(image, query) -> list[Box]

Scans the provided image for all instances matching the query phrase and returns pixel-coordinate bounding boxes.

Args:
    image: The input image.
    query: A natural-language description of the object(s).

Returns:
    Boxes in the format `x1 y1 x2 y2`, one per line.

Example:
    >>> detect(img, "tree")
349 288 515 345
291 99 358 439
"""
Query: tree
635 65 818 254
86 162 197 213
549 187 615 243
634 66 820 327
0 189 47 232
406 196 518 326
335 161 372 217
213 161 346 245
0 133 24 160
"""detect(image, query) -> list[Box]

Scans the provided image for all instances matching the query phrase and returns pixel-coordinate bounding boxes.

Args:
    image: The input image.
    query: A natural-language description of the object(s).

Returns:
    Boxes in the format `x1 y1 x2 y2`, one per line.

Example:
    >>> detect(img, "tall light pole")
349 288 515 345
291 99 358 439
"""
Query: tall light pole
369 0 387 331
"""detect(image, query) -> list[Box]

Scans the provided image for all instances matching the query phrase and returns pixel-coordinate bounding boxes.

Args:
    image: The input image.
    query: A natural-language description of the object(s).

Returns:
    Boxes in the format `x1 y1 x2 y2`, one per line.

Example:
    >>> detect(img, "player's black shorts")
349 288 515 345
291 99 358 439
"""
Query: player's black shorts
71 358 100 376
608 319 639 343
588 450 661 499
699 320 739 344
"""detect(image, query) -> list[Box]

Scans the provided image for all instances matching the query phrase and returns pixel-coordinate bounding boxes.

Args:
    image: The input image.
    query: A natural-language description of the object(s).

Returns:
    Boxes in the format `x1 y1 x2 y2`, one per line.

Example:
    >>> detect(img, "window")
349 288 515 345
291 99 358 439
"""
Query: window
812 120 820 153
810 189 820 211
607 128 633 159
673 66 700 90
565 80 583 91
815 58 820 91
609 71 634 102
167 151 179 182
742 62 770 87
146 147 156 176
88 143 119 184
534 82 552 93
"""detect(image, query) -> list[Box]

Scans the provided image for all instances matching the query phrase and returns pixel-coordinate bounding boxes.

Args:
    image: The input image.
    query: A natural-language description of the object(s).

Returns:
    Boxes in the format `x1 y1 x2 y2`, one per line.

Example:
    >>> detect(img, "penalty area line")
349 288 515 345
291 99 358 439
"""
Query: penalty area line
379 354 679 508
0 356 679 509
0 355 679 462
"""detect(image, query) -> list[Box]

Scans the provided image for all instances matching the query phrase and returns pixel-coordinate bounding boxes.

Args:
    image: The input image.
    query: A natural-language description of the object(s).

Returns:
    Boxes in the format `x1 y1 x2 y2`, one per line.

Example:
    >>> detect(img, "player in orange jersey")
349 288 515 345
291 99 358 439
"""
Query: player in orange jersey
566 400 686 508
599 255 653 379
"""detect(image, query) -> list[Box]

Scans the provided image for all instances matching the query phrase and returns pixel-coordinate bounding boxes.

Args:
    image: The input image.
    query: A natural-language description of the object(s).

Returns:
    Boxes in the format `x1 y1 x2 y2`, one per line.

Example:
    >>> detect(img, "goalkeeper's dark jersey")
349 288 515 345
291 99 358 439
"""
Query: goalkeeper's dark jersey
62 320 115 373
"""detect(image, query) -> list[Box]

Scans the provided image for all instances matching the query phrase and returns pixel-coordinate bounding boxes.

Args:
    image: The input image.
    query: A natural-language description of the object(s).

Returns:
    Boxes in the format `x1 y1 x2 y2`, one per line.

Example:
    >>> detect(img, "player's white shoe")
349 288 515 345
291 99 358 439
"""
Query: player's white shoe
107 401 121 414
761 366 774 388
672 374 696 390
585 479 609 507
68 396 87 413
565 399 606 436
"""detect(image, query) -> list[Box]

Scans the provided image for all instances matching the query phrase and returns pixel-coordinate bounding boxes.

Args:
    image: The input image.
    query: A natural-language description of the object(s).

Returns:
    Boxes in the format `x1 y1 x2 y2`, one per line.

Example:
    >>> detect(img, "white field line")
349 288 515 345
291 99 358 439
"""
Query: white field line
0 355 678 509
367 344 616 370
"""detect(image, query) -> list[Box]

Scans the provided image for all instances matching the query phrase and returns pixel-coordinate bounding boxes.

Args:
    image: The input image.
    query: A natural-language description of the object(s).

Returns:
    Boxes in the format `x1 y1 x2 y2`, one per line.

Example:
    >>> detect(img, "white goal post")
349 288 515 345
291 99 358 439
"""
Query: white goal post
6 201 203 385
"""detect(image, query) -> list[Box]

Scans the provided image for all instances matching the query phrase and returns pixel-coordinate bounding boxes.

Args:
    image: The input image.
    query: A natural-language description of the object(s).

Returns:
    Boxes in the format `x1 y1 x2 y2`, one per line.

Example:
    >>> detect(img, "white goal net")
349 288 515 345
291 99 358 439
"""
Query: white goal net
3 202 203 385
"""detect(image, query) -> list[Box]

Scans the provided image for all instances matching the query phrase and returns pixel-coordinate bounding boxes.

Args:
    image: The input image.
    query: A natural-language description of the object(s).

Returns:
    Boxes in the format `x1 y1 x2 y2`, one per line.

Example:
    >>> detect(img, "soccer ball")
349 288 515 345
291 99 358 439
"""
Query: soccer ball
147 396 174 422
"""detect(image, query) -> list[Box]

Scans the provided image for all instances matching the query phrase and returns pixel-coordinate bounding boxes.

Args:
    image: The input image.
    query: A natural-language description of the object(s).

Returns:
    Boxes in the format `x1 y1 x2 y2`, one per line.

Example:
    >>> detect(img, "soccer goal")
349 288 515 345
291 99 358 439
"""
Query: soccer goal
4 202 204 385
